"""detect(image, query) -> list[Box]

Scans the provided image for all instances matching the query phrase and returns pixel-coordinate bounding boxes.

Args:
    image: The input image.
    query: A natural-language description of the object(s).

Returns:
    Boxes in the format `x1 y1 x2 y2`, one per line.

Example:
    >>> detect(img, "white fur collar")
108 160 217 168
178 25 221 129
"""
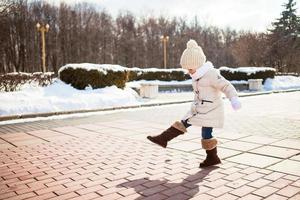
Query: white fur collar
190 61 214 81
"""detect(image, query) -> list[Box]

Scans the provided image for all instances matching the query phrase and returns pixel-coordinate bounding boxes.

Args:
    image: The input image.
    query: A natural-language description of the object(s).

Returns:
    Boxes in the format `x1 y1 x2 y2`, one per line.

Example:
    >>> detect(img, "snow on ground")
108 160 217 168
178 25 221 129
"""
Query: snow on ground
0 76 300 117
264 76 300 90
0 79 140 116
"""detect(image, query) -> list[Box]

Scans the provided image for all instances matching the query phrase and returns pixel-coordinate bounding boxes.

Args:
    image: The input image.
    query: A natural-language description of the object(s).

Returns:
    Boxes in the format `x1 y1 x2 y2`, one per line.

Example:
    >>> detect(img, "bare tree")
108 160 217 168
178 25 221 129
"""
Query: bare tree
0 0 14 18
1 0 298 74
231 32 268 67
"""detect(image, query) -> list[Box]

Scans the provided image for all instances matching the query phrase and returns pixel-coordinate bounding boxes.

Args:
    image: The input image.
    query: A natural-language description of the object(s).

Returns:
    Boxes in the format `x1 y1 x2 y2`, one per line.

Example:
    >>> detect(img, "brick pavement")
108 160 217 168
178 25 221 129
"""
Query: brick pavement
0 120 300 199
0 92 300 199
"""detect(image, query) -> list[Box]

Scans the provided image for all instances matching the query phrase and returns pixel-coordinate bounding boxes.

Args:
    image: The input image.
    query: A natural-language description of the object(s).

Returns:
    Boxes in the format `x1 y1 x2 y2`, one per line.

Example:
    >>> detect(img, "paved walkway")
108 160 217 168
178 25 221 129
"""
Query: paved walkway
0 92 300 199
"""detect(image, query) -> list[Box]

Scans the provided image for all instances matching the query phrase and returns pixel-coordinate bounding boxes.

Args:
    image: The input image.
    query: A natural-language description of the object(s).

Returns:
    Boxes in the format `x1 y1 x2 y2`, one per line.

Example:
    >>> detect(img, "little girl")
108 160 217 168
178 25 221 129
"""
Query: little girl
147 39 241 168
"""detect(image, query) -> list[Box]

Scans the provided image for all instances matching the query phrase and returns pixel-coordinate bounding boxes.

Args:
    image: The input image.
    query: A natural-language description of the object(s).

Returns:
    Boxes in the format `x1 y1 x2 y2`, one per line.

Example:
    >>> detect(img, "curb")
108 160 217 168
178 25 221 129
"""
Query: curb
238 88 300 97
0 100 193 122
0 89 299 122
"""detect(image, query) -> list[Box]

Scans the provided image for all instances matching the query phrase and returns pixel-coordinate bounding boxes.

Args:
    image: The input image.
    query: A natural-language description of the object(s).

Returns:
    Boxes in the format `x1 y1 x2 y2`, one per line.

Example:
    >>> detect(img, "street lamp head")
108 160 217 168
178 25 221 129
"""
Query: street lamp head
160 35 169 41
45 24 50 31
36 22 41 30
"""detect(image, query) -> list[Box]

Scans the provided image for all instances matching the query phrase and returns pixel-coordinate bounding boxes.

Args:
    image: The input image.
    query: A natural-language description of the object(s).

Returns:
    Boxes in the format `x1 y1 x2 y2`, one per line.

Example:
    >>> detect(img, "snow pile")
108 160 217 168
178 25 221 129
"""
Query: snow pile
0 79 139 116
264 76 300 90
58 63 128 75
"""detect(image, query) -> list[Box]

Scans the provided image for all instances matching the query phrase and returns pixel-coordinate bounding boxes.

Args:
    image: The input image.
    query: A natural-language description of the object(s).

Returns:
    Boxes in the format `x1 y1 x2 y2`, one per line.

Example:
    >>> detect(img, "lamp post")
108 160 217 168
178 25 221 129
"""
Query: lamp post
160 35 169 69
36 23 49 72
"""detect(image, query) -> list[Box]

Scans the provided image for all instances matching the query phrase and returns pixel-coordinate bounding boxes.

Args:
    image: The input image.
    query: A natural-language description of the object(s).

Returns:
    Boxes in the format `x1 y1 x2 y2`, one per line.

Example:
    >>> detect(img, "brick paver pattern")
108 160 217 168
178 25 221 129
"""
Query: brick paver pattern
0 92 300 199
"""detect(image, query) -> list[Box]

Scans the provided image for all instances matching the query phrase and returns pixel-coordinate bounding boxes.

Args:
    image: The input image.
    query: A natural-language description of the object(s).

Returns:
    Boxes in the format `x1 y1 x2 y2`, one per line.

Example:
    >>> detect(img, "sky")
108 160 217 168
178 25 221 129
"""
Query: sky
46 0 299 32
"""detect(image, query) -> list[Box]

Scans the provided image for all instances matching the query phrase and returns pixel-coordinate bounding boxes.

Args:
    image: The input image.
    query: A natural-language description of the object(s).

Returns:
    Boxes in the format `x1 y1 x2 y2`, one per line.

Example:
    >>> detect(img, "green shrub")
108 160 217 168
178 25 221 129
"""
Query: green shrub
219 67 276 82
0 72 55 92
128 68 190 82
127 70 139 82
58 64 276 90
59 64 128 90
59 64 190 90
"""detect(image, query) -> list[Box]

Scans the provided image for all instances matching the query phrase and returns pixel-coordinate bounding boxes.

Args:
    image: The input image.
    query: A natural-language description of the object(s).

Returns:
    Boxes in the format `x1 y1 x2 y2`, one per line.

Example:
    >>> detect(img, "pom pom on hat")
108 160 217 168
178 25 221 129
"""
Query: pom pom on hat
180 39 206 70
187 40 198 49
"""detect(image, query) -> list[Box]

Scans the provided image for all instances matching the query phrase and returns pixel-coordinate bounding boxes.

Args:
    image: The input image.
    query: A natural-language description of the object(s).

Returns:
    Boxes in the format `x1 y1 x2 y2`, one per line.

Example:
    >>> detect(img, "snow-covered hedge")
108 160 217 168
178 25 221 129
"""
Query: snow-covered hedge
58 64 190 90
0 72 55 92
128 68 190 82
58 63 277 90
219 67 276 82
58 64 128 89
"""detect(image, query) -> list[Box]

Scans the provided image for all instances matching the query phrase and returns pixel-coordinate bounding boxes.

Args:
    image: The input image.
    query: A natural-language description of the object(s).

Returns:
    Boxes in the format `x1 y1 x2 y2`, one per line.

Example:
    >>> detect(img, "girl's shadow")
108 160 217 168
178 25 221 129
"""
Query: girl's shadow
117 166 218 199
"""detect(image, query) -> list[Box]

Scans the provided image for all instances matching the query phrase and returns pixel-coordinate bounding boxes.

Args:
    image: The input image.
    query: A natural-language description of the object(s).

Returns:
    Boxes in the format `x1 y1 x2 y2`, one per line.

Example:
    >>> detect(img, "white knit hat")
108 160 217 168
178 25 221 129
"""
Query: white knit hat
180 39 206 70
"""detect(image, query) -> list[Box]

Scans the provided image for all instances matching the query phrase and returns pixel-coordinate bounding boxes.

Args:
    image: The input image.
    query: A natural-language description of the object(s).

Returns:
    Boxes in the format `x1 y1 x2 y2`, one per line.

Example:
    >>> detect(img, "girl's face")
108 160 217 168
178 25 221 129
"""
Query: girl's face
188 69 196 75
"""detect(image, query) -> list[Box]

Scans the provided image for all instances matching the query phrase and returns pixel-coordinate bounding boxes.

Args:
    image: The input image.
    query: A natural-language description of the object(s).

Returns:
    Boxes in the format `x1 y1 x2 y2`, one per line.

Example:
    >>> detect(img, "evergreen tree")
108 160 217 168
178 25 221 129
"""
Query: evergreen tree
267 0 300 72
271 0 300 36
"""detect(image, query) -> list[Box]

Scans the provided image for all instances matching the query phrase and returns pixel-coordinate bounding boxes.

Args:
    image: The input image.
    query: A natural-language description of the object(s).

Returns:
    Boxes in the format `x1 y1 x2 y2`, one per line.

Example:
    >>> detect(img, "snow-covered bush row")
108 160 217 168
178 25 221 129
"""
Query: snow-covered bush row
58 64 128 89
58 63 190 90
219 66 276 82
0 72 55 92
128 67 190 82
58 63 278 90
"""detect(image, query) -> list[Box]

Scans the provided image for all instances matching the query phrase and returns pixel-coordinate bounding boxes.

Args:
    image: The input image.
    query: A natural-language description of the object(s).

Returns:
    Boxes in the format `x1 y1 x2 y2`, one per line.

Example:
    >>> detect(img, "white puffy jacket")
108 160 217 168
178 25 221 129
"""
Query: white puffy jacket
183 62 238 128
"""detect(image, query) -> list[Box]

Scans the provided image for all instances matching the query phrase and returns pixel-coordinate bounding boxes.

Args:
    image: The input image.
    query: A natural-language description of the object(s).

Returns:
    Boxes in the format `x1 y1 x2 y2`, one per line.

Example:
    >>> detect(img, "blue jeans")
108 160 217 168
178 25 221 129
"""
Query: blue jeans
181 120 213 139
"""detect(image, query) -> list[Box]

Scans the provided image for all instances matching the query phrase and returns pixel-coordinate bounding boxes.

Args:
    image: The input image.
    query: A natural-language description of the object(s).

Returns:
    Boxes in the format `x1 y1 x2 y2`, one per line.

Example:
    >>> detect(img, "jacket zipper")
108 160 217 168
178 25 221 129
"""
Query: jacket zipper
201 100 213 103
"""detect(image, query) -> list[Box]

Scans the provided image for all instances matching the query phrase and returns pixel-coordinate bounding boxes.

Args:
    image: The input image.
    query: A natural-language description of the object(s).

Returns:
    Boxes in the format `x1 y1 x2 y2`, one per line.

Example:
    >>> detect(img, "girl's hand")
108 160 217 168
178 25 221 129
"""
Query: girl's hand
230 96 242 110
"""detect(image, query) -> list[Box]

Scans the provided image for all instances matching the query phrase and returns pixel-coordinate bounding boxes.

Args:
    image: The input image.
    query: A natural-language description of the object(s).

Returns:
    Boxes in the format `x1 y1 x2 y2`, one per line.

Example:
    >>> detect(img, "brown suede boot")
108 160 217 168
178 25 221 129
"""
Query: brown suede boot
147 121 187 148
199 138 221 168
